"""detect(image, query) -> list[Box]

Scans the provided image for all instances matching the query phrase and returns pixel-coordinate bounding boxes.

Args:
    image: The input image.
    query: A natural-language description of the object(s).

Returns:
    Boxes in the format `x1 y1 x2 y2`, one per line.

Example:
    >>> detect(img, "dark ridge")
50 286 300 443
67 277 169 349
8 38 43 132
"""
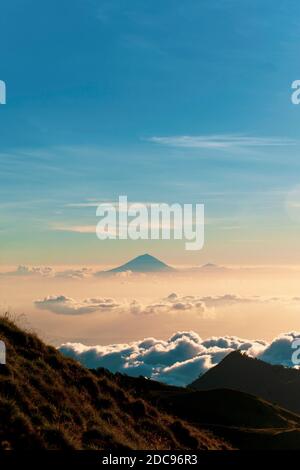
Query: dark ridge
190 350 300 414
0 315 228 450
110 371 300 450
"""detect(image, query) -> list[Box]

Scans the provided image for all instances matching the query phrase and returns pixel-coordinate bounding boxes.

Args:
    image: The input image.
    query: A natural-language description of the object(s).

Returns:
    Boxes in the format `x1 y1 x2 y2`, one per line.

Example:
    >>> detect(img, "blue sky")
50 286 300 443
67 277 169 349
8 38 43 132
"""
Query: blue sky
1 0 300 265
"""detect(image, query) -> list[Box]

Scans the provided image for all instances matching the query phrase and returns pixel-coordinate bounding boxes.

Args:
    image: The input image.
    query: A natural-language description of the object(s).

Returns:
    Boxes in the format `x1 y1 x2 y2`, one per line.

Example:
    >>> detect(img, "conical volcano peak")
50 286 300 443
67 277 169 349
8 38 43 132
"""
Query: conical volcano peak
107 253 174 273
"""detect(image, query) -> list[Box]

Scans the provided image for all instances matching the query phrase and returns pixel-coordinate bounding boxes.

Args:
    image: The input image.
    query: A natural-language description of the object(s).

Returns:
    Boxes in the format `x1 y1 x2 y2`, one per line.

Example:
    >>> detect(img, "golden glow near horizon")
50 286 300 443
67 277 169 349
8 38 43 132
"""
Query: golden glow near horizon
1 264 300 347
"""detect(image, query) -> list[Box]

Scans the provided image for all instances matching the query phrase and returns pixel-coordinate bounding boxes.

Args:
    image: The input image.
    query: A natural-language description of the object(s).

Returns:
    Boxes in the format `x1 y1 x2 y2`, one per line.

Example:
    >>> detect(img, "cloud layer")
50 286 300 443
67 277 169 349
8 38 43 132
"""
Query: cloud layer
1 265 93 279
34 292 259 316
0 264 163 279
4 265 55 277
59 331 300 387
35 295 120 315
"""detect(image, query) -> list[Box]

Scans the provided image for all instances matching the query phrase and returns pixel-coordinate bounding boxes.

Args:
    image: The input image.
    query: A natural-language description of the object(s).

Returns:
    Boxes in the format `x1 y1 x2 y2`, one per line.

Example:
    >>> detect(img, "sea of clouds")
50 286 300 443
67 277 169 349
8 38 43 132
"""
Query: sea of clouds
59 331 300 387
34 291 300 317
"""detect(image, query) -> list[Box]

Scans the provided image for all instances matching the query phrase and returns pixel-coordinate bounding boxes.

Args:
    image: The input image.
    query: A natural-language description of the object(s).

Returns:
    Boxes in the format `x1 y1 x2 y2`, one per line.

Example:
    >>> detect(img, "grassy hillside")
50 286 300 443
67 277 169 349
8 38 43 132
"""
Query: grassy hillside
113 371 300 450
0 316 230 450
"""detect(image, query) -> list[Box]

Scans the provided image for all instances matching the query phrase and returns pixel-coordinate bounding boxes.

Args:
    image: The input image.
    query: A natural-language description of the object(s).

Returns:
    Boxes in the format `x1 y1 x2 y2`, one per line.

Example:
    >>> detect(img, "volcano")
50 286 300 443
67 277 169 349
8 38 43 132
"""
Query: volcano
106 253 174 273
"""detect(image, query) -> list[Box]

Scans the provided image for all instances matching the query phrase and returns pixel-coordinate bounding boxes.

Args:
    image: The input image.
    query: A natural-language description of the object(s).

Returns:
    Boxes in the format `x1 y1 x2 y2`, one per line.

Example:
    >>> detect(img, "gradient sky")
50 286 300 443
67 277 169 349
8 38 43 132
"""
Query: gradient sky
1 0 300 265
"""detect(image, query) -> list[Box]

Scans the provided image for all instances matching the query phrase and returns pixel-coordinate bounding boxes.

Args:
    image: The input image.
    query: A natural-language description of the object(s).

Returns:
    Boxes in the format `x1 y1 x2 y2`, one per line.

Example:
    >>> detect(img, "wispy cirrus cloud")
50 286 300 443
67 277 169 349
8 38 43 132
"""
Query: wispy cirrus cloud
51 224 96 234
65 201 160 209
147 134 296 150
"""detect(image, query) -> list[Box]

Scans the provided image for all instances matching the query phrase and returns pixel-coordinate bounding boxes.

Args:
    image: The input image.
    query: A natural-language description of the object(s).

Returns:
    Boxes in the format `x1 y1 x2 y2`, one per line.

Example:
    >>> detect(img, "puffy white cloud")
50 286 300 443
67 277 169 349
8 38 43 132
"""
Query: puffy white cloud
33 293 209 317
195 294 255 308
117 293 258 317
59 330 300 387
128 293 259 316
259 332 300 367
114 270 134 279
157 355 214 385
34 291 287 318
35 295 120 315
54 268 93 279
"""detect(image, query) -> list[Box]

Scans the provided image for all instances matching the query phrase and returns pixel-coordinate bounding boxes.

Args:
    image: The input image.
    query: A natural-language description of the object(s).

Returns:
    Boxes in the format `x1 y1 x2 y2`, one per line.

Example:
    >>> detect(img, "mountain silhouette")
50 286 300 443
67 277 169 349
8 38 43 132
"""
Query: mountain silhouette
0 315 229 450
105 253 174 273
3 317 300 450
199 263 228 272
190 350 300 414
115 372 300 450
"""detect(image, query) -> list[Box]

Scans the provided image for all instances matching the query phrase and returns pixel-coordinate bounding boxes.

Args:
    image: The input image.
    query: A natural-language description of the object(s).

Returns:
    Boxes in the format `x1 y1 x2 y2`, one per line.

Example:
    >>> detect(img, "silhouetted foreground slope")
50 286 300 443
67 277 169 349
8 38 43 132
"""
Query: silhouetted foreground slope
0 316 229 450
113 371 300 450
190 351 300 414
4 317 300 450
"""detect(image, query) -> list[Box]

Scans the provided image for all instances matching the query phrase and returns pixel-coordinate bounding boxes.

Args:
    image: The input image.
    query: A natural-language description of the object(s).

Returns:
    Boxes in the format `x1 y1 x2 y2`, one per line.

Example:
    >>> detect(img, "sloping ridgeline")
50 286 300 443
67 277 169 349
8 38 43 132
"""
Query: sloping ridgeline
0 316 229 450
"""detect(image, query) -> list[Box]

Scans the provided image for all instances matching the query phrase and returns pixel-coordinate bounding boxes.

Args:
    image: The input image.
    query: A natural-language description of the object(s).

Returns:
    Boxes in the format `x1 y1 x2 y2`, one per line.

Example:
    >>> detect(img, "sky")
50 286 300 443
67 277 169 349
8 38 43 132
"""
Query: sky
1 0 300 265
3 2 300 383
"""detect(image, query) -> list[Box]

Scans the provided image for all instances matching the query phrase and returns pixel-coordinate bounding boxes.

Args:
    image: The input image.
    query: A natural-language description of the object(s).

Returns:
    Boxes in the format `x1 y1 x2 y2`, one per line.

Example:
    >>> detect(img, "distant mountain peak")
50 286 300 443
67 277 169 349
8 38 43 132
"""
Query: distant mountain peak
136 253 158 261
106 253 174 273
190 351 300 415
199 263 227 272
202 263 218 268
